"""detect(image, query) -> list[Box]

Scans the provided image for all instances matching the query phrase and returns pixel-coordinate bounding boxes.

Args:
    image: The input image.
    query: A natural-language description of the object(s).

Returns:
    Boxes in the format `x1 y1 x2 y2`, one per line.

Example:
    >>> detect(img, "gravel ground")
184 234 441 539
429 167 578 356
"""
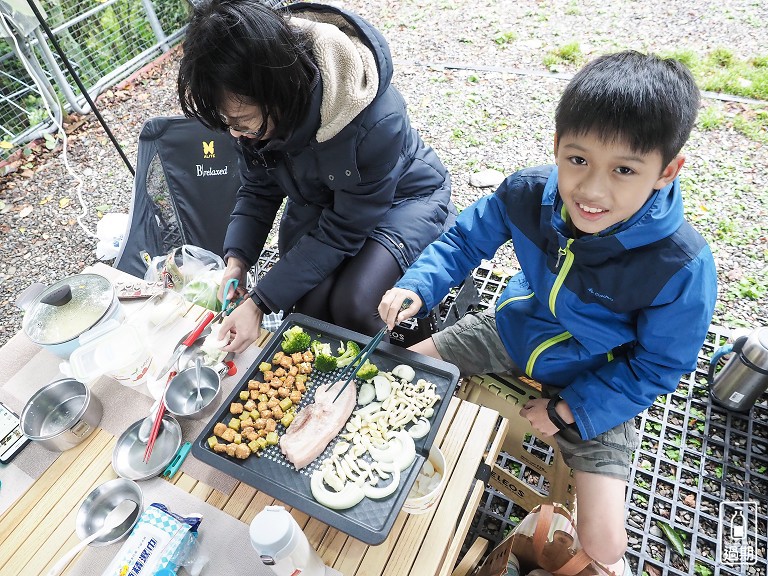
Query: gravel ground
1 0 766 347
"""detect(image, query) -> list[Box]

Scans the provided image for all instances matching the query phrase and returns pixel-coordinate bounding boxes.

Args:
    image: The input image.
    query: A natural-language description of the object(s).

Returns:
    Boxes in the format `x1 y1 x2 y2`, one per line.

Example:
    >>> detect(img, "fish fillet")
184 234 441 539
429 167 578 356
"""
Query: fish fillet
280 379 357 470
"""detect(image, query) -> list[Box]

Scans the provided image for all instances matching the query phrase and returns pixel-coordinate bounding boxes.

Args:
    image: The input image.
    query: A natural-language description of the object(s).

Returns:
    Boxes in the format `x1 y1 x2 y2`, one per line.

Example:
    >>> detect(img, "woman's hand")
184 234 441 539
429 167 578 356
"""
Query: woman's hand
220 298 263 354
378 288 421 330
219 257 248 303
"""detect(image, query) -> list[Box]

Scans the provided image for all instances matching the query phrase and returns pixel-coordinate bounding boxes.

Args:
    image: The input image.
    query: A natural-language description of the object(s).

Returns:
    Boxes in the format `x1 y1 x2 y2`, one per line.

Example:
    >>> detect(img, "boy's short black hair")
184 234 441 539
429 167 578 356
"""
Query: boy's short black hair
555 50 700 166
177 0 314 141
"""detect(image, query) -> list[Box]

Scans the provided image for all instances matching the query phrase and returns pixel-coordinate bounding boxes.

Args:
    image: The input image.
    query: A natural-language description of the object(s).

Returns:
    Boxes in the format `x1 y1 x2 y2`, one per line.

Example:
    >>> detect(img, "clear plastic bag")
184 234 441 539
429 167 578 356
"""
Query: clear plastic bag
143 245 225 311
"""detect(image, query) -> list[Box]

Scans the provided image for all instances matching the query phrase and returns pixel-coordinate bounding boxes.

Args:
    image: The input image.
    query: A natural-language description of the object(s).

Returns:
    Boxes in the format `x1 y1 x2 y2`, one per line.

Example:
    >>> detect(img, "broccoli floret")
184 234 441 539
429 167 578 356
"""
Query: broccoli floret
336 340 361 367
314 353 338 372
281 326 312 354
355 359 379 380
311 340 332 357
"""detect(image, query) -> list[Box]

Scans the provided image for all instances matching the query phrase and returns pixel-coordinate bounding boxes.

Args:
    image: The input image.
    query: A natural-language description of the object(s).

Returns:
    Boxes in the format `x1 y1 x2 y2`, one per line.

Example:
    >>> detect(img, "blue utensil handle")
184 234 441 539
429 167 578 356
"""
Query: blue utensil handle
222 278 239 311
163 442 192 478
707 335 747 384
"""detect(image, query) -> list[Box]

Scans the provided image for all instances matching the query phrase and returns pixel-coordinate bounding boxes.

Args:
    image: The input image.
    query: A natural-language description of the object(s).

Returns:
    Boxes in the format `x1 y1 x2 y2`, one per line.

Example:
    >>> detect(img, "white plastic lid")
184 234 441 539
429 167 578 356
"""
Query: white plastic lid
69 323 148 383
249 505 296 560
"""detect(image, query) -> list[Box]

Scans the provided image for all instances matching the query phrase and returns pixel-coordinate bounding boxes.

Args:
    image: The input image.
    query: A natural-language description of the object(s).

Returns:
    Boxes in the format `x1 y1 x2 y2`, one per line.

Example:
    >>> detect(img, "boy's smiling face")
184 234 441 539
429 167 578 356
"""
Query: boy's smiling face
554 131 684 235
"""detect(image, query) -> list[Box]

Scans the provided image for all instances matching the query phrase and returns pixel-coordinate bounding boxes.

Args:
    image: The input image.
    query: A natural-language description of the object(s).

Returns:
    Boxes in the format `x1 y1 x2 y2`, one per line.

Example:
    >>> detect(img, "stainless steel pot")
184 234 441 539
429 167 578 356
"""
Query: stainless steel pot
20 378 103 451
17 273 124 359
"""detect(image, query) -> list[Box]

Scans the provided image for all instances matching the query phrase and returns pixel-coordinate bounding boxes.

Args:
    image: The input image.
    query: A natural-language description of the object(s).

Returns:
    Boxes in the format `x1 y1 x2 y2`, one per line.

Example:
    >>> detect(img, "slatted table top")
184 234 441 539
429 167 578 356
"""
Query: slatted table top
0 395 505 576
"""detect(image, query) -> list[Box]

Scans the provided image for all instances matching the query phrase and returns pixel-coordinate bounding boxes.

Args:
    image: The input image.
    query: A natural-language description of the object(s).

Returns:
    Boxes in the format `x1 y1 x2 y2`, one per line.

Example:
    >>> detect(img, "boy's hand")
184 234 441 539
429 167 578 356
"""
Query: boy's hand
519 398 574 437
378 288 421 330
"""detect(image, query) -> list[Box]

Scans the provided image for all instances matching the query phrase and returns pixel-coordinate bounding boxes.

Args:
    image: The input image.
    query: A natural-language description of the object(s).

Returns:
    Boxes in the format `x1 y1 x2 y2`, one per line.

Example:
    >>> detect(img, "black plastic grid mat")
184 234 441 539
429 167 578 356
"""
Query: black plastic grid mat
462 325 768 576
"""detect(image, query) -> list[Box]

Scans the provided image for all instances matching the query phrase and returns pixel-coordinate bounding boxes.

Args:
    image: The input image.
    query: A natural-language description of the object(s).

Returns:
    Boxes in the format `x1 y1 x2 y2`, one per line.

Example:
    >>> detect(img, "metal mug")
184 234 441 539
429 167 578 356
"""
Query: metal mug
708 327 768 412
20 378 103 451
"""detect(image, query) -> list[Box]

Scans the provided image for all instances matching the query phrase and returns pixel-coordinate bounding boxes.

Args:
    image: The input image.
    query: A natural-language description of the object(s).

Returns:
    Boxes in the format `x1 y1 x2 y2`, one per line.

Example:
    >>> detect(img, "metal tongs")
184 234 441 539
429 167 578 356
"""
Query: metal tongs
328 298 413 403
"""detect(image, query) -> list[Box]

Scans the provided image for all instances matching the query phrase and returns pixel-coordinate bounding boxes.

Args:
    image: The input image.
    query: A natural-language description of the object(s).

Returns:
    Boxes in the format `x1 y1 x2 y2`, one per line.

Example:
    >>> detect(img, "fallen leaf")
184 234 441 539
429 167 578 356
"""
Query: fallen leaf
39 195 52 205
59 198 71 208
683 493 696 507
21 169 34 178
0 141 12 150
18 206 33 218
644 564 661 576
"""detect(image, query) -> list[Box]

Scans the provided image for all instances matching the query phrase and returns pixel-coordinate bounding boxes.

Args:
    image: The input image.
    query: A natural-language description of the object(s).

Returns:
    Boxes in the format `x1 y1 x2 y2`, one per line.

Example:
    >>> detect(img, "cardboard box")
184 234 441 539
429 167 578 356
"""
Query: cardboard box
457 373 576 512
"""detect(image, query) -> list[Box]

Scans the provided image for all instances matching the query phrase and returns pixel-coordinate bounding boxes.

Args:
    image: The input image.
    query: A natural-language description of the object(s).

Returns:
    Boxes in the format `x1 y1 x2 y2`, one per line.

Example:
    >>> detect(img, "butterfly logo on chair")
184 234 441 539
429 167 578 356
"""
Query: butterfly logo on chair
202 140 215 158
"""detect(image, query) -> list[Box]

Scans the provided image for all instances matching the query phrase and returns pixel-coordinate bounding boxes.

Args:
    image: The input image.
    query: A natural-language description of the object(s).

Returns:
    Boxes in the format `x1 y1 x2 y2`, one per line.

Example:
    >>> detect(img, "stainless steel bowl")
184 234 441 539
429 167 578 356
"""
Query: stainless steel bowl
75 478 143 545
163 365 221 419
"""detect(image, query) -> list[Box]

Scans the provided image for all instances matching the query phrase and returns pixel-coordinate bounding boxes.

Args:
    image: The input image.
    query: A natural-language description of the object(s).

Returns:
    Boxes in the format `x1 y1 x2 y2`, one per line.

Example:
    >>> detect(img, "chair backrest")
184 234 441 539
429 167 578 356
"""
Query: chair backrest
114 116 241 277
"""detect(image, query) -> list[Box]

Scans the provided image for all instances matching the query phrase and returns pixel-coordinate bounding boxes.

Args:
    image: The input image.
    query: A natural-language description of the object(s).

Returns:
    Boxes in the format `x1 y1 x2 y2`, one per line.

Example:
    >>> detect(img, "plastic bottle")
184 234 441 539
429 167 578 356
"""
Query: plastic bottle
249 505 326 576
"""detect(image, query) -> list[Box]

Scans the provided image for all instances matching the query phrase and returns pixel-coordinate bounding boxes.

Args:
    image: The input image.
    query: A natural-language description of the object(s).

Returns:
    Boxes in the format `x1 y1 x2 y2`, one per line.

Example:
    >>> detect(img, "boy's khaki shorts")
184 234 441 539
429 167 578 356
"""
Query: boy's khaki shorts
432 309 639 482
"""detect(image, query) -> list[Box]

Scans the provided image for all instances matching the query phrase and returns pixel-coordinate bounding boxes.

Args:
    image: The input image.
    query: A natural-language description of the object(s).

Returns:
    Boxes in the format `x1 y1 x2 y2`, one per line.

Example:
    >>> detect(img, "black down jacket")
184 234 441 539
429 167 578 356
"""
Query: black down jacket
223 2 454 313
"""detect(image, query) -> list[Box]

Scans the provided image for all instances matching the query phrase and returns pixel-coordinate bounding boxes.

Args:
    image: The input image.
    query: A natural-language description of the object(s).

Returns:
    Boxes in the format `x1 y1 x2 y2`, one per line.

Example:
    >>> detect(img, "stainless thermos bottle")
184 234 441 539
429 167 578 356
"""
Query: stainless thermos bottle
708 327 768 412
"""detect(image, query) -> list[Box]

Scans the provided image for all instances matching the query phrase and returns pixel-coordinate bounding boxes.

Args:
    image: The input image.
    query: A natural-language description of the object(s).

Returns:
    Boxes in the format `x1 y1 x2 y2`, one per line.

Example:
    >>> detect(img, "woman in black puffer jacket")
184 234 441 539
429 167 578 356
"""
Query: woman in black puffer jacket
178 0 454 351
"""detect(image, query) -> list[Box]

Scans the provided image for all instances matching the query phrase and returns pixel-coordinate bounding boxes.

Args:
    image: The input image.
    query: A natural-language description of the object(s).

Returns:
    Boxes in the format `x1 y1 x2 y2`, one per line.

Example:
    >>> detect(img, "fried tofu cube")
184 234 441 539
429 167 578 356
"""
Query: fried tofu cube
289 390 302 403
230 402 244 415
225 443 238 457
244 399 257 412
260 409 273 420
213 443 228 453
235 443 251 459
265 419 277 432
221 427 236 442
272 351 285 363
272 406 284 420
248 380 260 390
213 422 228 437
298 362 313 374
263 371 275 382
254 418 267 430
274 367 287 378
279 356 293 369
302 351 314 363
258 382 270 394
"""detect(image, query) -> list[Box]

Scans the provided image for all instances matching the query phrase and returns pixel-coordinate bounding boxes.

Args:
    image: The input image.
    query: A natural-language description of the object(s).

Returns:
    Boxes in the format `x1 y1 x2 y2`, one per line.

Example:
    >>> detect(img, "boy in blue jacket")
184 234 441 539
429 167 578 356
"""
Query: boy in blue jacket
379 51 717 575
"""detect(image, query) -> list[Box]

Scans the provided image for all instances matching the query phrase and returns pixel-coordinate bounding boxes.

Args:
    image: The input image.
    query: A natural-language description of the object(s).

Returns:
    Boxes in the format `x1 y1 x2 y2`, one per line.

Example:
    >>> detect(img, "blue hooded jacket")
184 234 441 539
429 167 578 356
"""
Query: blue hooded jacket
397 166 717 439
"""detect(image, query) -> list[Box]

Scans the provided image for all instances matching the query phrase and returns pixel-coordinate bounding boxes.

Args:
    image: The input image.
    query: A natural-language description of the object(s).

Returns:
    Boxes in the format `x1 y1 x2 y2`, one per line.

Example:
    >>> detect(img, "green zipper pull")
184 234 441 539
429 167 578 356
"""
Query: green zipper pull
556 246 567 268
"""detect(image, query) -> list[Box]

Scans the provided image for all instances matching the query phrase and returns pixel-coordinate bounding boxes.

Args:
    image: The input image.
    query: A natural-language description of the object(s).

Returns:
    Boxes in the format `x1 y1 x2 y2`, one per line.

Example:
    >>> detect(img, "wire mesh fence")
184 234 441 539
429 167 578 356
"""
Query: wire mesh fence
0 0 190 156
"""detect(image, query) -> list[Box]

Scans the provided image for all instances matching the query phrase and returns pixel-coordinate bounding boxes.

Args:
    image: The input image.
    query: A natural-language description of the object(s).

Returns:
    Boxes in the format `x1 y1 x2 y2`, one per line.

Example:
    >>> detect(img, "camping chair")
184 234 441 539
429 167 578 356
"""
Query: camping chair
114 116 241 277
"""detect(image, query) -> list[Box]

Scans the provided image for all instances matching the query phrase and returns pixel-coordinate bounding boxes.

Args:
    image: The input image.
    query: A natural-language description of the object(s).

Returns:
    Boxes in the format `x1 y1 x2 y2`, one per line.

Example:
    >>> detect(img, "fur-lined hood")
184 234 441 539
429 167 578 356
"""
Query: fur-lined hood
288 2 392 142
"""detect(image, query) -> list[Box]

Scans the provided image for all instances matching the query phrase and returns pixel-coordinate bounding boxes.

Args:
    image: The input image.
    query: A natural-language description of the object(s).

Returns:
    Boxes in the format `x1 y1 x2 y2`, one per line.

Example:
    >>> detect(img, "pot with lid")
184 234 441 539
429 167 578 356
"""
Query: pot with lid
708 326 768 412
16 273 124 359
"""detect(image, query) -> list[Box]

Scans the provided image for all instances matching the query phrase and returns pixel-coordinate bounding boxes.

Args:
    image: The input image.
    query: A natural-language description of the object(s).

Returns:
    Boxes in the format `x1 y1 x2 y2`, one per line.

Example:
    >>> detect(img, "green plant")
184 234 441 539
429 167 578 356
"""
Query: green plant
494 31 518 45
697 106 725 131
543 42 583 70
694 563 714 576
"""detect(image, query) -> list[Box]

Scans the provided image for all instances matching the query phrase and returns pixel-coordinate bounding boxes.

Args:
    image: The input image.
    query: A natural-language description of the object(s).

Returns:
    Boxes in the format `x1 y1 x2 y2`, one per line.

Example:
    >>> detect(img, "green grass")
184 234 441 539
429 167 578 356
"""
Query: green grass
663 47 768 100
543 42 583 70
493 30 518 45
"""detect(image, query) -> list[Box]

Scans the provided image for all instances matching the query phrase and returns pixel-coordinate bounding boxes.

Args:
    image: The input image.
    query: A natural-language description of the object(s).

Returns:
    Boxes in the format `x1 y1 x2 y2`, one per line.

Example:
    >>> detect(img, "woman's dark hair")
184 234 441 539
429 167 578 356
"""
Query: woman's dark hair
178 0 314 140
555 51 700 166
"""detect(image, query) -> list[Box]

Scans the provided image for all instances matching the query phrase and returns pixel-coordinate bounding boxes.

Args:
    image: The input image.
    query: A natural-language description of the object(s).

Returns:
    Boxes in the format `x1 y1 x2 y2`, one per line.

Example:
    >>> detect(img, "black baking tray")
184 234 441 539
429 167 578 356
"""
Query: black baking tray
192 313 459 545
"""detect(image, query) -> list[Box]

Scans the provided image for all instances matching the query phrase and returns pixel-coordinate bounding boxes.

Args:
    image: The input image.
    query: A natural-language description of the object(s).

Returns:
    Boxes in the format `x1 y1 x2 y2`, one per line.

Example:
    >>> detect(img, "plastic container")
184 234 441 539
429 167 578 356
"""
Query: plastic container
249 505 326 576
68 320 151 387
403 444 446 515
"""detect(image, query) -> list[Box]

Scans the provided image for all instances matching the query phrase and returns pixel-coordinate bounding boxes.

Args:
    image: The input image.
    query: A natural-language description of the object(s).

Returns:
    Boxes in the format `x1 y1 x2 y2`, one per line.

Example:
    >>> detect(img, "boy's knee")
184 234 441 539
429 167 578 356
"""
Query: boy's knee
579 528 627 565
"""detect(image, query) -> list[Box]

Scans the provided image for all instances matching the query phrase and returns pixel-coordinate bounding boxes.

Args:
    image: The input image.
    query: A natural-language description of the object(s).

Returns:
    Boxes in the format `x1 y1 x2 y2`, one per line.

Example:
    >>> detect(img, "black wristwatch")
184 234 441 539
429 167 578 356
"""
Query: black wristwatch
250 291 272 315
547 395 575 432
